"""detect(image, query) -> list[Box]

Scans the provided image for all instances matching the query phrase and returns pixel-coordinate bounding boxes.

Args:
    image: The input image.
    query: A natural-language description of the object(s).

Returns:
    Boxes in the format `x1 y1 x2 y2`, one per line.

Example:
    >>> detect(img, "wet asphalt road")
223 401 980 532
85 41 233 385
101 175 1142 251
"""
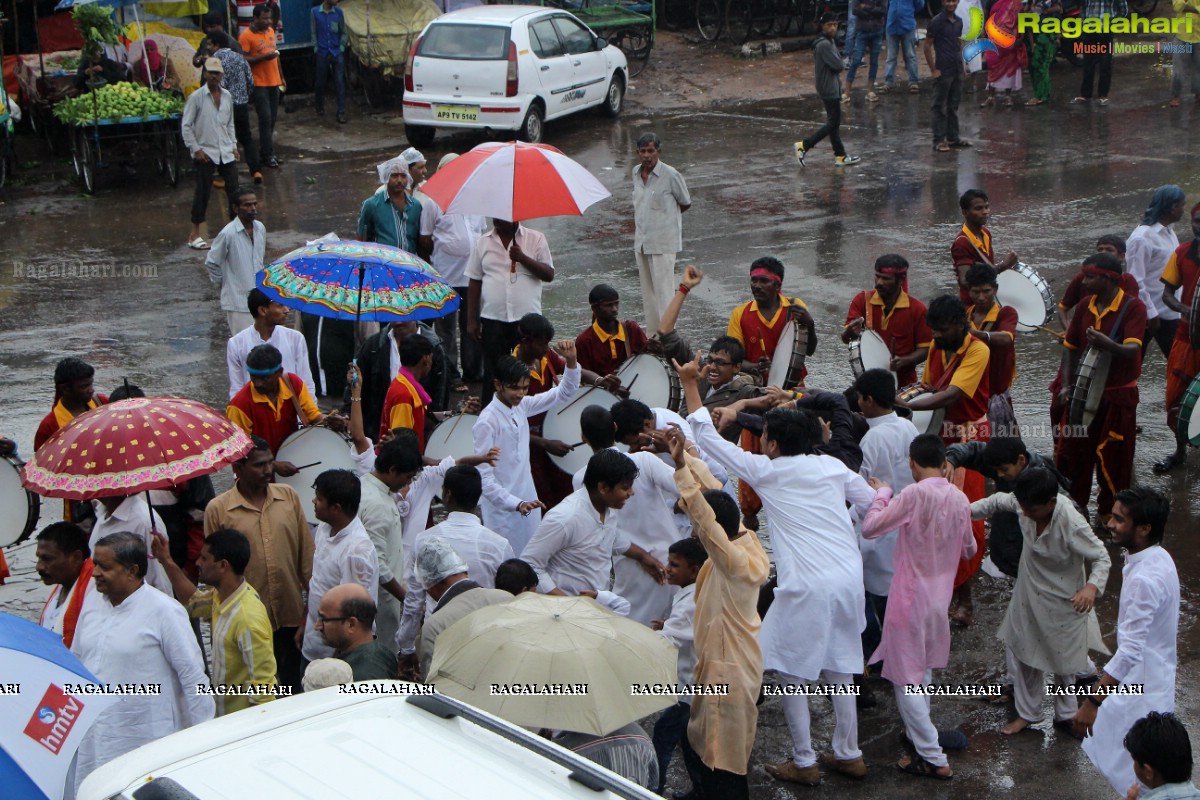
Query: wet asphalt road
1 52 1199 799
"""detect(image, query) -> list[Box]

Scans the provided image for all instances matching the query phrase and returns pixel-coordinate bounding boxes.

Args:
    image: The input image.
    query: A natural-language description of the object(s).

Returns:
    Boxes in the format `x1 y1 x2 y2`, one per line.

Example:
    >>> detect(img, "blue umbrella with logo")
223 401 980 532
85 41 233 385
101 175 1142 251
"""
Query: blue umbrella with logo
0 612 117 800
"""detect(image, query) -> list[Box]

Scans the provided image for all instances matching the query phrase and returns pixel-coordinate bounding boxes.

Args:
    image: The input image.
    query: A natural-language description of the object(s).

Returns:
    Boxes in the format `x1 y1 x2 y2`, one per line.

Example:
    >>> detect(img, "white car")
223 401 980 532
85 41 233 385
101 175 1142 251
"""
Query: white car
78 684 660 799
402 5 628 145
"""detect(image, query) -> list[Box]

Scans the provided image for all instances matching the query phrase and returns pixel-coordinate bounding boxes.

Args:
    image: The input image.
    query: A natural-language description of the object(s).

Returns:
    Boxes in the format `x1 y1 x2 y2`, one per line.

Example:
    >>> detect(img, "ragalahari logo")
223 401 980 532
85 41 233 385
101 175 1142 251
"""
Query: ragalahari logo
23 684 84 755
963 7 1019 61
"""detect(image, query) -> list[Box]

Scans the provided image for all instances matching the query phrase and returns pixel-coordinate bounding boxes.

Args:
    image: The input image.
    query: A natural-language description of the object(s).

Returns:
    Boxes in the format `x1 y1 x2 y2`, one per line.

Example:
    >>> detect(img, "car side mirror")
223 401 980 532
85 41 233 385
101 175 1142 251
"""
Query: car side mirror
596 37 607 50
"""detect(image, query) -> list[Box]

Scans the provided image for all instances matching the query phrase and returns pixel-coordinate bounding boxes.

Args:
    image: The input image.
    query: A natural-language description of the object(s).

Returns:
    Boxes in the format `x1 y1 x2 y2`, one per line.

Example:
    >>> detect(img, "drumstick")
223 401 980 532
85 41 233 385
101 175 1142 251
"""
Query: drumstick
293 461 322 471
1031 324 1065 336
555 383 601 415
567 441 584 449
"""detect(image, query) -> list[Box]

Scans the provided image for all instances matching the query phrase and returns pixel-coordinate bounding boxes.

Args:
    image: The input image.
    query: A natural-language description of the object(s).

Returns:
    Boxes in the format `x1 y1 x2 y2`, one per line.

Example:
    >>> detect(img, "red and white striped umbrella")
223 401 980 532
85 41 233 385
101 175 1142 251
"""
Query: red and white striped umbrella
419 141 611 222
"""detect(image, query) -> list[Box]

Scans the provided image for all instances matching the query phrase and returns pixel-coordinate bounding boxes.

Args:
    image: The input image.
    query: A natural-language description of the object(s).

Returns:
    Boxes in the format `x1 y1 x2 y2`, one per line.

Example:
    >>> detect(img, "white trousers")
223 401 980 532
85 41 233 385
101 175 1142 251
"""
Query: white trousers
635 249 677 333
893 670 947 767
226 311 254 336
1007 647 1077 724
778 671 860 768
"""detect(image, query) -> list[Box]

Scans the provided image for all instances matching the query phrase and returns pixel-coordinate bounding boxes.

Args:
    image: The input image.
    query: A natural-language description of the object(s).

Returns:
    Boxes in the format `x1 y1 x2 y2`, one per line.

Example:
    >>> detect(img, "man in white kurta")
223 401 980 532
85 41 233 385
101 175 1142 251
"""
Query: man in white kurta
71 584 214 791
90 494 173 596
573 447 681 626
521 485 634 595
473 357 580 554
686 404 875 782
357 470 408 653
301 515 379 662
226 295 314 399
1078 490 1179 796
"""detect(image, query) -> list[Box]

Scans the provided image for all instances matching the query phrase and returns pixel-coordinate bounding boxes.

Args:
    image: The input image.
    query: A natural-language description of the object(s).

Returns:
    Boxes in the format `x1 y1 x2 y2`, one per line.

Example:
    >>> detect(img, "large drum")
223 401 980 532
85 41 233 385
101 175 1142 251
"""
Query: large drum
1178 373 1200 447
1068 347 1112 429
896 383 947 437
997 263 1055 332
275 426 357 524
3 457 40 548
542 386 625 476
617 354 682 413
849 329 892 378
766 320 808 390
425 414 480 463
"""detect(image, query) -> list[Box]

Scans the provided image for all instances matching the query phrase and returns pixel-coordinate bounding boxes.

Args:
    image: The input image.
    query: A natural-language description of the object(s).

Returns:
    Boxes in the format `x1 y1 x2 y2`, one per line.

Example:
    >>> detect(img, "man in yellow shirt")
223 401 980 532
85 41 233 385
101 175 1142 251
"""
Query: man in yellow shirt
153 528 279 715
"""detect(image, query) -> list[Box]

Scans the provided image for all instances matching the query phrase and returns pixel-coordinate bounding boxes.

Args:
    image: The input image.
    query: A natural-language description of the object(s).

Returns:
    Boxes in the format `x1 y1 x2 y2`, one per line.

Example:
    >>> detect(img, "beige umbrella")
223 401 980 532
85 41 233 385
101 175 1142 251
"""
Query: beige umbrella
428 593 678 736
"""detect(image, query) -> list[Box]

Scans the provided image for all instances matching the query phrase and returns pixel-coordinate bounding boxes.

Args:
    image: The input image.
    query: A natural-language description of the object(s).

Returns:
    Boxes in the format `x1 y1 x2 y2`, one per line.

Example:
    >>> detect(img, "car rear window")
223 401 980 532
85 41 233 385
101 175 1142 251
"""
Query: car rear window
417 24 510 60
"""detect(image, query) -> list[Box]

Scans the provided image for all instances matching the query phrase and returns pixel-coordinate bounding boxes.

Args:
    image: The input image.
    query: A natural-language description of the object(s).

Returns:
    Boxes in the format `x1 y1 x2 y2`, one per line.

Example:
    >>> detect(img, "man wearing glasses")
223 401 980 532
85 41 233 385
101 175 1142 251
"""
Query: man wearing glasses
465 219 555 406
316 583 397 681
699 336 762 443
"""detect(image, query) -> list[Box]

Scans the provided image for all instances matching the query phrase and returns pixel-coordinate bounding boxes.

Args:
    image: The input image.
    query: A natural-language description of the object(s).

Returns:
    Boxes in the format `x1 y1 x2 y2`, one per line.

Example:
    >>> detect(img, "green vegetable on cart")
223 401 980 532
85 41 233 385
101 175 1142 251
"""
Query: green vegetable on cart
53 83 184 124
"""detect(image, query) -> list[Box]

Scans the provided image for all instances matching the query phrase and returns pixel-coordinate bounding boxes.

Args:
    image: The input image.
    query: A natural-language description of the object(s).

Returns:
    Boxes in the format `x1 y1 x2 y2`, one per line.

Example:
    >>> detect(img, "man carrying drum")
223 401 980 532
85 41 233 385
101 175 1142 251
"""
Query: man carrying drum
1054 253 1147 520
951 189 1018 304
964 264 1020 435
725 257 818 529
1152 202 1200 474
575 284 650 379
841 254 932 388
896 295 991 625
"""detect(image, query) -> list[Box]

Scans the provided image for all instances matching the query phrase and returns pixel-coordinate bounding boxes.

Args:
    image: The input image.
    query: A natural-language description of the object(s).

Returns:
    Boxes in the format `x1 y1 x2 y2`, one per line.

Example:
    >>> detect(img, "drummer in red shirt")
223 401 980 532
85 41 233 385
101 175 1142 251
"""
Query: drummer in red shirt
380 335 434 449
575 284 649 379
951 190 1018 304
964 263 1020 434
1054 253 1147 519
226 344 342 475
898 295 991 624
841 254 932 388
34 358 108 450
1151 203 1200 473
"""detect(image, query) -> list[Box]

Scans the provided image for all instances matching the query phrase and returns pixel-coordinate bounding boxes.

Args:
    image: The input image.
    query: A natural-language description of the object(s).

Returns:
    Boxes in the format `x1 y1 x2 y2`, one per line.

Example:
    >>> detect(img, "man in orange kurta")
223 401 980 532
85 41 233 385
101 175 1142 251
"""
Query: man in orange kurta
667 429 769 799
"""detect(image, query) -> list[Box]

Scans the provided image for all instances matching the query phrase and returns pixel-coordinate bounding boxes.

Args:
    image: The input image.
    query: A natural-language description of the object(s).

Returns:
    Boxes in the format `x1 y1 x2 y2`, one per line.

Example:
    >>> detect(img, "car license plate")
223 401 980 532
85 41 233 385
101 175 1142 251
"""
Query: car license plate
434 105 479 123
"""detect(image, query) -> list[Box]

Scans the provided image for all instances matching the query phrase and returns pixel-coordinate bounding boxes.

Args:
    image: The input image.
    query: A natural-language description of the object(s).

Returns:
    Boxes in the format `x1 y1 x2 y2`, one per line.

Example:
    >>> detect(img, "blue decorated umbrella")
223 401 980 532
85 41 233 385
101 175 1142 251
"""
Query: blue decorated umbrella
257 241 458 323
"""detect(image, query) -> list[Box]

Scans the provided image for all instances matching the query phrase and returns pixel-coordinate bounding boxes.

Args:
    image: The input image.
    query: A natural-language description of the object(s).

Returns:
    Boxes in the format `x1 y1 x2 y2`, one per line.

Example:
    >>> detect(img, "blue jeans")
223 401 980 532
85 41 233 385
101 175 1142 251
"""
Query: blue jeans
848 31 884 84
315 50 346 115
885 30 919 85
843 0 858 60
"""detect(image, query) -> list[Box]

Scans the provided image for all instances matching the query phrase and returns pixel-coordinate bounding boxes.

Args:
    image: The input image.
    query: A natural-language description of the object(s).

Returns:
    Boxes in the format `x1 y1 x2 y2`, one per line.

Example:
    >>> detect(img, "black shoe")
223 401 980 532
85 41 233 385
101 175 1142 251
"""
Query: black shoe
266 157 281 168
315 104 324 116
1153 452 1186 473
337 112 348 124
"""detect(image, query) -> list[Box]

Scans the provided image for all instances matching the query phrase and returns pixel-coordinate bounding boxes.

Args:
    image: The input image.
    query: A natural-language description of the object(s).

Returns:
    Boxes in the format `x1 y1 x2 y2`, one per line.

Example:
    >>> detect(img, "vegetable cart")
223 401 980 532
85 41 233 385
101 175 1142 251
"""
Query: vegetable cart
66 112 182 194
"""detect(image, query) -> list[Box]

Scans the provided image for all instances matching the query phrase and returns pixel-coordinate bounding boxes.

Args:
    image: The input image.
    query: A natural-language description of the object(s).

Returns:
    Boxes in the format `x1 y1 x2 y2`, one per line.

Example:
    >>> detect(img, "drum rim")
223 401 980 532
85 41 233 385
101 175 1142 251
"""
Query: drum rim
767 320 807 389
1 457 41 548
1180 375 1200 445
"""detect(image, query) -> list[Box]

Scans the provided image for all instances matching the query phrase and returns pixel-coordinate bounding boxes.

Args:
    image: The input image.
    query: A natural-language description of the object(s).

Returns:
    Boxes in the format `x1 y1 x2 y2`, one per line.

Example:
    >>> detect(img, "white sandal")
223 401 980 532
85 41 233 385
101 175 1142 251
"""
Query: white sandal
187 237 210 250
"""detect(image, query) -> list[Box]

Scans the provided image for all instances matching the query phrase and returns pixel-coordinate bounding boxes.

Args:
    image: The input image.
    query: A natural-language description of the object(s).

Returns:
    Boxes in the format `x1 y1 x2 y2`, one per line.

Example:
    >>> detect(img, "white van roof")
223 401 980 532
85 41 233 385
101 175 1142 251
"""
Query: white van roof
79 684 658 800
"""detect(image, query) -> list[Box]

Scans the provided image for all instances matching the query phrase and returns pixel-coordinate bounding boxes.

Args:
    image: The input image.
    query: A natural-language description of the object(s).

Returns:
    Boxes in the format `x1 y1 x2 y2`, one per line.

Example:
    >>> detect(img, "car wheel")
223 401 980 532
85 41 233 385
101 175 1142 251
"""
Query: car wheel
604 75 625 117
518 104 544 143
405 124 436 147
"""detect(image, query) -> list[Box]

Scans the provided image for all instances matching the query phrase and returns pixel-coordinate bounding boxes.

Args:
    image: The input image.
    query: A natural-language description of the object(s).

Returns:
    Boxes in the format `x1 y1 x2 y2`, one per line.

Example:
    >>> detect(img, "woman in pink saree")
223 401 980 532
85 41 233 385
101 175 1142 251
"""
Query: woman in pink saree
980 0 1029 107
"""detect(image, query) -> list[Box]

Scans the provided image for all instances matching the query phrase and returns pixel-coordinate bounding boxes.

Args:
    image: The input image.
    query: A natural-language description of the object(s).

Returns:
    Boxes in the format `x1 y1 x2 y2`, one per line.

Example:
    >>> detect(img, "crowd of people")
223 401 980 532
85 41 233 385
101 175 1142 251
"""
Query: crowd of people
3 127 1199 800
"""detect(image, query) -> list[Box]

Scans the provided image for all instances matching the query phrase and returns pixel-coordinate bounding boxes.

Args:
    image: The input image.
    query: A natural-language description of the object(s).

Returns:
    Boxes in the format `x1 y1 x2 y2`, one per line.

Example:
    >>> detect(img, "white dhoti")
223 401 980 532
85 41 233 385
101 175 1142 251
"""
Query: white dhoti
635 249 677 333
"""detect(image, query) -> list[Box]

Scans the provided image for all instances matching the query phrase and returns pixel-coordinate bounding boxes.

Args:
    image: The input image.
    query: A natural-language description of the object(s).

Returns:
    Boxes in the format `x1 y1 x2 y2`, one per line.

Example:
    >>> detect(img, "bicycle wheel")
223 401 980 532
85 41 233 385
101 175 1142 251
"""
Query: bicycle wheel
611 28 652 77
696 0 723 41
772 0 800 36
726 0 753 44
750 0 774 37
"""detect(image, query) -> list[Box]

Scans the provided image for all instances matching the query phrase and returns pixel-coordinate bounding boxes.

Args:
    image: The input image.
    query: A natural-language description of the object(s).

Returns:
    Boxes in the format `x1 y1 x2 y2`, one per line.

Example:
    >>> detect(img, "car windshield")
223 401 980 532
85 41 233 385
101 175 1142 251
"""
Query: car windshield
418 24 510 60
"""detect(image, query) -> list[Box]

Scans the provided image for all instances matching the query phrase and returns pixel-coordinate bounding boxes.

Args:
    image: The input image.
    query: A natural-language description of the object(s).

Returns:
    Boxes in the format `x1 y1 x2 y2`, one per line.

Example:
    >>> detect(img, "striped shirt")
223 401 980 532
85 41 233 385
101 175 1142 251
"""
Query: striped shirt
186 581 278 715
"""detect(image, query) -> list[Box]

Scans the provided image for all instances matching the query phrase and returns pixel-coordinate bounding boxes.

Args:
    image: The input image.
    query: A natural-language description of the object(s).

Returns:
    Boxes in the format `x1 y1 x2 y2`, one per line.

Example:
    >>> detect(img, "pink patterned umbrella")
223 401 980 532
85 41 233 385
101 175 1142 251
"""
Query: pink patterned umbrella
21 397 253 500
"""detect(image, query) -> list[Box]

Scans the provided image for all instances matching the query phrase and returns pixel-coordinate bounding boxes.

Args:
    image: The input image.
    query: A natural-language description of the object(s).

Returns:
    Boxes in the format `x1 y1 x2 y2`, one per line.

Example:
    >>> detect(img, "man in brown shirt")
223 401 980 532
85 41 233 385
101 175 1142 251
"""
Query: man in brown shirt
204 435 312 692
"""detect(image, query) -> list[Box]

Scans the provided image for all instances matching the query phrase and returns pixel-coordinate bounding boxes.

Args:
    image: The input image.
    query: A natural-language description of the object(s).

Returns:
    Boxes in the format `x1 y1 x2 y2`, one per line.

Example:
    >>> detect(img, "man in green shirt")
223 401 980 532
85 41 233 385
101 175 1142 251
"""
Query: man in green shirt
317 583 398 681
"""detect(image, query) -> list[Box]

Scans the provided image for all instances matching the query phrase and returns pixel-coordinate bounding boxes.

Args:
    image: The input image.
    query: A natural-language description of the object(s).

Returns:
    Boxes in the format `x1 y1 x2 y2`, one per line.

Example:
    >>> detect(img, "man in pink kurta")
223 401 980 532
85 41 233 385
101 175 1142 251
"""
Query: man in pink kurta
861 433 975 779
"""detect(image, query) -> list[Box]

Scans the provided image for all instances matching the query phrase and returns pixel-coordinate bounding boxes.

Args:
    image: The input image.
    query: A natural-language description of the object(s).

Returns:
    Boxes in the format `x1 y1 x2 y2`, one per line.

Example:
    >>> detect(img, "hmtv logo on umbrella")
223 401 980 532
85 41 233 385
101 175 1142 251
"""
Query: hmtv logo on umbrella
962 7 1019 61
22 683 85 755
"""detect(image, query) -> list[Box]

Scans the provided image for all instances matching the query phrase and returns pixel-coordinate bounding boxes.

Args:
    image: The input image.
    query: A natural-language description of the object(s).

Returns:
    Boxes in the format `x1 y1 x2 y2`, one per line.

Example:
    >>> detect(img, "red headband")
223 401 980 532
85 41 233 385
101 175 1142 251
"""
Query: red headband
875 265 908 275
1081 265 1119 279
750 267 782 283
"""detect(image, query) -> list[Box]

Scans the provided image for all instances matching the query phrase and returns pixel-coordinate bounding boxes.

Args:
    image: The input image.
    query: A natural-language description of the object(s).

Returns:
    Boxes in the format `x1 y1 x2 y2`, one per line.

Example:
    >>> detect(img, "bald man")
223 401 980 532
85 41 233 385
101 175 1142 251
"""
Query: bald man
316 583 396 681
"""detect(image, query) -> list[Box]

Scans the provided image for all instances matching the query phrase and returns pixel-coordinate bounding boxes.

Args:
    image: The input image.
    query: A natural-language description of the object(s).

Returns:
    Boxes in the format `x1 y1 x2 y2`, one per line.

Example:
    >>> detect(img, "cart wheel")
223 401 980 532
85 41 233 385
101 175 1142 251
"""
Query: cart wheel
79 129 96 194
611 28 651 78
164 127 180 188
30 106 57 156
0 143 8 189
726 1 753 45
363 69 389 109
69 127 83 178
696 0 724 41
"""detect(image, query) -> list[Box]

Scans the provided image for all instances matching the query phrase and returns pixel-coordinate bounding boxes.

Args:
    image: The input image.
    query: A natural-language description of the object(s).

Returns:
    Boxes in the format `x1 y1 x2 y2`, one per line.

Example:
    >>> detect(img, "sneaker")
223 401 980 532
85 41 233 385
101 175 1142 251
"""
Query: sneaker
835 154 862 165
793 141 807 167
867 91 879 102
819 752 868 779
252 171 263 185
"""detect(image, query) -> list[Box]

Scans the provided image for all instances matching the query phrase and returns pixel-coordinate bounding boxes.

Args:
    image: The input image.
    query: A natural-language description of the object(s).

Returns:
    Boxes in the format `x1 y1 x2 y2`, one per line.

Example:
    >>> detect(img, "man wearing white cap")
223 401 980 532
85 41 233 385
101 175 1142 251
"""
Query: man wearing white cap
419 152 489 388
182 57 239 250
401 147 427 194
414 536 512 680
358 155 423 252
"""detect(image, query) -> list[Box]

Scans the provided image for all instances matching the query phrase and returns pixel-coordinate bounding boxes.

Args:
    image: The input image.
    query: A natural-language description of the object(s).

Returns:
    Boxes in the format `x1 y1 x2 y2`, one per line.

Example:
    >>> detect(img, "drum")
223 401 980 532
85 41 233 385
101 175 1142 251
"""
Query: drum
275 426 357 524
3 457 40 548
997 262 1055 332
1068 347 1112 429
617 353 682 413
542 386 626 476
1177 373 1200 447
426 414 480 463
766 320 809 390
848 329 892 378
1189 288 1200 349
896 383 947 437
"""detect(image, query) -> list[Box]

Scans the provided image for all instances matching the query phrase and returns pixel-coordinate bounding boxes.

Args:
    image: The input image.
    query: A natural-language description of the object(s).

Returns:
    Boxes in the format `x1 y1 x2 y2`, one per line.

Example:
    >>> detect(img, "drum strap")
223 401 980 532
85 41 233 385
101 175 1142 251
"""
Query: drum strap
931 348 970 393
961 225 995 267
286 374 307 425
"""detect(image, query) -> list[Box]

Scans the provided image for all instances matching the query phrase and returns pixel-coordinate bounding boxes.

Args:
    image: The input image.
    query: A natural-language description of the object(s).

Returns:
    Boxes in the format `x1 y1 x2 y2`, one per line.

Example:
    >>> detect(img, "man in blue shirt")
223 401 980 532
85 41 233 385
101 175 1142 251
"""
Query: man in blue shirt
884 0 923 92
312 0 348 123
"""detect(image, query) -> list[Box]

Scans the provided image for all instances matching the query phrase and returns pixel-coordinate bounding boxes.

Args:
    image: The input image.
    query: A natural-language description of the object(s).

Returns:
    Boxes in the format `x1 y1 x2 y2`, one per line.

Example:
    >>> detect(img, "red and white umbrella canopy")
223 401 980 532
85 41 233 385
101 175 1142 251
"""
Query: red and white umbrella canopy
420 141 611 222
